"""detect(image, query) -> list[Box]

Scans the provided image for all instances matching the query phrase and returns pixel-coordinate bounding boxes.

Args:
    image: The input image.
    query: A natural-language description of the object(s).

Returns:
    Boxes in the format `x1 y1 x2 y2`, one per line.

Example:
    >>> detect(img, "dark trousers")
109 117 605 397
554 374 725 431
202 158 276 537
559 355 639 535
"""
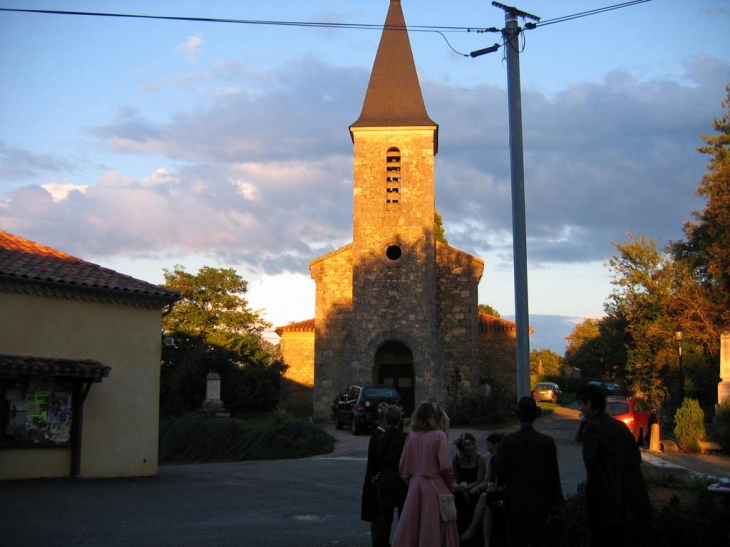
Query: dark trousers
506 516 549 547
371 505 402 547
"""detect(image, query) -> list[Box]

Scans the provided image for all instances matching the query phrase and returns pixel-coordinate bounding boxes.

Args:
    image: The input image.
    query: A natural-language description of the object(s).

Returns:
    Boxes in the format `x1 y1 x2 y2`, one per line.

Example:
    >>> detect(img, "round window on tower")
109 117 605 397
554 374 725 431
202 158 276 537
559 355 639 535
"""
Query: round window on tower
386 245 402 261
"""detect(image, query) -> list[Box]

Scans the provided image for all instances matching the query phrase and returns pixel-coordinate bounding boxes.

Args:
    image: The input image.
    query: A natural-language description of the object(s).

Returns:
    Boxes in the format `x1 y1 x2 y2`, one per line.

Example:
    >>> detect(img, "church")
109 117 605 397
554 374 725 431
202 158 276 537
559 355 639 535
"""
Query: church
276 0 522 419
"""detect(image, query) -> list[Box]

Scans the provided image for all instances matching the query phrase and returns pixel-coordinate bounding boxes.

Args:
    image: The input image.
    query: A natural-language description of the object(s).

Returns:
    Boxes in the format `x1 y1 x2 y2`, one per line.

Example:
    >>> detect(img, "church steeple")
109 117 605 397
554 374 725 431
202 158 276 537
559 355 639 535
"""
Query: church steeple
350 0 438 148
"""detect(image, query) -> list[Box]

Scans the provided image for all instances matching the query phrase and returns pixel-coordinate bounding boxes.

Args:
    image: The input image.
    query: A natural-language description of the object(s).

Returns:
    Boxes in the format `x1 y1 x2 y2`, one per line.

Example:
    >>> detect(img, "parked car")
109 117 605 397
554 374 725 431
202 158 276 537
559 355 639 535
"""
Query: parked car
587 380 621 394
331 385 402 435
531 382 563 403
605 396 659 446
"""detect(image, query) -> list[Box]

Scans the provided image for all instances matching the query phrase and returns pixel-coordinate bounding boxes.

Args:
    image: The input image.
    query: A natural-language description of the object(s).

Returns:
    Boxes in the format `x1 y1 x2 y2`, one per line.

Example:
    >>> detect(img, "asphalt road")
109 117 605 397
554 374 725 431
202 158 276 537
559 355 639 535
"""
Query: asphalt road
1 405 727 547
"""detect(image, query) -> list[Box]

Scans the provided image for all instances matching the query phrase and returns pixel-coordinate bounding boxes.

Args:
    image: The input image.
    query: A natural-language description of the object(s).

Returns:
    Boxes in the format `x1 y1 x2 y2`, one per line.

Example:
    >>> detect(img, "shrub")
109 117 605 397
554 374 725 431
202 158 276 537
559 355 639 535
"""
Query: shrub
159 412 335 464
549 474 727 547
717 397 730 452
673 398 705 453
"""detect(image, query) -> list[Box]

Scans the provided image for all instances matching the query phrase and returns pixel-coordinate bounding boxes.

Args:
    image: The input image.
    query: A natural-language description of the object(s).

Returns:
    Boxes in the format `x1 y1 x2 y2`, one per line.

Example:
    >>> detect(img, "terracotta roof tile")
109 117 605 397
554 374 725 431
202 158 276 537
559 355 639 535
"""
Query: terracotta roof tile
275 318 315 335
0 231 179 302
0 354 111 381
478 313 517 332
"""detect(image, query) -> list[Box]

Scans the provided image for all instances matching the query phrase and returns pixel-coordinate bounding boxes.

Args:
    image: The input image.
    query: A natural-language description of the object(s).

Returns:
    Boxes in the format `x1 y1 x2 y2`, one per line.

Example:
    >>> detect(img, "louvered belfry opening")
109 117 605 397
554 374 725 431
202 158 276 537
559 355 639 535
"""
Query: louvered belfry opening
386 147 402 205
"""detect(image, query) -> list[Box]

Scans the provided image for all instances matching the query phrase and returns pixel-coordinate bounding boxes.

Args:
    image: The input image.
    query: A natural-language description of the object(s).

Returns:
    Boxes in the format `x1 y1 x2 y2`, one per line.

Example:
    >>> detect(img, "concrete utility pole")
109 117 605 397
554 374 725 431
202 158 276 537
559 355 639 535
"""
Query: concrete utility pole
491 2 540 399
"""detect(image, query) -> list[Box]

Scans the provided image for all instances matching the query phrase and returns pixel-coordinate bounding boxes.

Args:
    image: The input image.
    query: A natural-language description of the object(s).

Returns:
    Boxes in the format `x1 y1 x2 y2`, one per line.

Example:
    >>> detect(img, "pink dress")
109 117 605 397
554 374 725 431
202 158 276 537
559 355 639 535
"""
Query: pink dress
392 429 459 547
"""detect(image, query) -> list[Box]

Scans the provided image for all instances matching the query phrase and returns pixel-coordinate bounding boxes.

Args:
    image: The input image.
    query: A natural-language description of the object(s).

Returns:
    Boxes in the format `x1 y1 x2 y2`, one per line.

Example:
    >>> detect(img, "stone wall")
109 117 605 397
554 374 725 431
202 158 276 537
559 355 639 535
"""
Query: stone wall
310 245 354 418
435 243 485 403
277 324 315 412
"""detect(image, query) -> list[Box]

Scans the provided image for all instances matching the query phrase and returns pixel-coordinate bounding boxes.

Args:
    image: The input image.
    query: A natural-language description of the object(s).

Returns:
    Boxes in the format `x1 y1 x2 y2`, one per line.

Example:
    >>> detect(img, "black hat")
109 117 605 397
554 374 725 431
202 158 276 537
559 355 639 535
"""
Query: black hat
510 396 542 420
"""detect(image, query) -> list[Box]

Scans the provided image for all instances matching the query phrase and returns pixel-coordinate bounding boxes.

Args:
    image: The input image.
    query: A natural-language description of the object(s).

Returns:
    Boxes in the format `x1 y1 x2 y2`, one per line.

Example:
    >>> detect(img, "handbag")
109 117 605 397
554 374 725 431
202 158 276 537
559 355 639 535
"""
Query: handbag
430 479 457 522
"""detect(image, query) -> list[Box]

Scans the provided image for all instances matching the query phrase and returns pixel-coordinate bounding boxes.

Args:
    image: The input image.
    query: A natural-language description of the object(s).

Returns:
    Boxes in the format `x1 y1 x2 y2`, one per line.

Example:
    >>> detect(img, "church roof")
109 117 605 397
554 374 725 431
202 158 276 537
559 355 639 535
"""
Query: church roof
275 318 315 336
277 314 525 336
478 313 533 335
0 230 179 306
350 0 437 132
478 313 517 333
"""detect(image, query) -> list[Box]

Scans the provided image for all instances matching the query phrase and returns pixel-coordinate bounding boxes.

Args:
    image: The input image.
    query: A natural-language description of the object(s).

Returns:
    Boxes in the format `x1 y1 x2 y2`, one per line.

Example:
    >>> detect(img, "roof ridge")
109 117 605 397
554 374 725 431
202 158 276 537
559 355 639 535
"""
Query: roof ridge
0 230 179 302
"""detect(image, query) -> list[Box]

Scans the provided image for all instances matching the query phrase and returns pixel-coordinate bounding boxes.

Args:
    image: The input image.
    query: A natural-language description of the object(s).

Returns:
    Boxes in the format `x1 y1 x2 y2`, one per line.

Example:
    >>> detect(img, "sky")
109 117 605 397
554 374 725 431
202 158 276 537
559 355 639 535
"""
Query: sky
1 0 729 353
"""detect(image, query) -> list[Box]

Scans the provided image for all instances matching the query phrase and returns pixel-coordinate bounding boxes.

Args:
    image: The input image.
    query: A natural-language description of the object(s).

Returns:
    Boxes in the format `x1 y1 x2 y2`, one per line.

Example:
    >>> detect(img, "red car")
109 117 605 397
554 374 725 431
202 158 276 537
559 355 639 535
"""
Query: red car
605 396 659 446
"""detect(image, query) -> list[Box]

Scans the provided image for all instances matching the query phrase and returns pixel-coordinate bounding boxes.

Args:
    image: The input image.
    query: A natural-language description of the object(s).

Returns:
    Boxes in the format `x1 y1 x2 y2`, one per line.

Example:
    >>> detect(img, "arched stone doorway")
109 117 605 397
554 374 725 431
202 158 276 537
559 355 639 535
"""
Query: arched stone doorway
374 341 415 415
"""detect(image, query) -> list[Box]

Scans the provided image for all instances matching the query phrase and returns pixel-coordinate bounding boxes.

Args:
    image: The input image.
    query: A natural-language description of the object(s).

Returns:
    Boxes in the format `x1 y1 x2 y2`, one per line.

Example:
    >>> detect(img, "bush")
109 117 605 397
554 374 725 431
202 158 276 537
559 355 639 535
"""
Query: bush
717 398 730 452
158 412 335 464
448 384 514 426
673 398 706 453
549 473 727 547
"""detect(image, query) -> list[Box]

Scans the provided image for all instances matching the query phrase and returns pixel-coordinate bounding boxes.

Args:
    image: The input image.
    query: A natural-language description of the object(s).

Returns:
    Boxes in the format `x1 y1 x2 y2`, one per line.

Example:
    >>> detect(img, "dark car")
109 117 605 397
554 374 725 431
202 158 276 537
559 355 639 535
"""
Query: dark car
531 382 563 403
332 385 402 435
587 380 621 395
606 396 659 445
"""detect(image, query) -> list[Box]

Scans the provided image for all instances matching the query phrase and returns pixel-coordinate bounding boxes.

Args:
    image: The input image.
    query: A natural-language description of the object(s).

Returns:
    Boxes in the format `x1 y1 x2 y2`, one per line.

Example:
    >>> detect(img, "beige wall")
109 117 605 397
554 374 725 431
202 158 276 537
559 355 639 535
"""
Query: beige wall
0 291 163 479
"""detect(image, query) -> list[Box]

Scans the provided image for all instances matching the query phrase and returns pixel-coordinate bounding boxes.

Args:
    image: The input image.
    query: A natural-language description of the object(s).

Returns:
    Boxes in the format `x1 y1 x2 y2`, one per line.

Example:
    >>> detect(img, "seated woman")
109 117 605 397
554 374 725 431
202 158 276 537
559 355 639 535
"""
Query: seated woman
451 433 486 536
460 432 505 546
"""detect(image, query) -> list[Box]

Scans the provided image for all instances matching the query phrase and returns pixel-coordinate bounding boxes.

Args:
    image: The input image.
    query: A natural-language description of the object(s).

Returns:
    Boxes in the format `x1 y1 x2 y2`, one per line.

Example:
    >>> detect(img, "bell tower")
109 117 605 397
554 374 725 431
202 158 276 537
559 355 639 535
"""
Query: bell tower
347 0 444 401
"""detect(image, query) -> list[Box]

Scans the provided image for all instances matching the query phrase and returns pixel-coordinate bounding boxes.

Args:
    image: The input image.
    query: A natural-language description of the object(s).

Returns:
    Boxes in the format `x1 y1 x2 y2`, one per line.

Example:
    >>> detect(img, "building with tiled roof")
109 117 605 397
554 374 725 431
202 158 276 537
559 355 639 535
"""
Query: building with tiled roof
0 230 179 479
276 1 528 418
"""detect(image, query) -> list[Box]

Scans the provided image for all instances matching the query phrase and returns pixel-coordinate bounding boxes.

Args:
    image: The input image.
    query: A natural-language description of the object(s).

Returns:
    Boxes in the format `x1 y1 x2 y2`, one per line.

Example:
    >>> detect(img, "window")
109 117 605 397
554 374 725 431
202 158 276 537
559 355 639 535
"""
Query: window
386 148 401 204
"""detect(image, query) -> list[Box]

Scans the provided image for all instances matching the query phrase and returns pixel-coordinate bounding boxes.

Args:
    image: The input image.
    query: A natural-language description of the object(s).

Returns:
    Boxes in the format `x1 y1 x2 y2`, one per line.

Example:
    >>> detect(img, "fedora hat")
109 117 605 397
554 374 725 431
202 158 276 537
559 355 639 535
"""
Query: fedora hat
510 396 542 420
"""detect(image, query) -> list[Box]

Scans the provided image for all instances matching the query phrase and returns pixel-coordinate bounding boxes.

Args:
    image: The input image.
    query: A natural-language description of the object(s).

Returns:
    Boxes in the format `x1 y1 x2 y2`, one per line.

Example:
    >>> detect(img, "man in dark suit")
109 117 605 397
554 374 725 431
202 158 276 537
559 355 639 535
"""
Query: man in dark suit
495 396 563 547
361 408 387 545
576 384 651 547
372 405 408 547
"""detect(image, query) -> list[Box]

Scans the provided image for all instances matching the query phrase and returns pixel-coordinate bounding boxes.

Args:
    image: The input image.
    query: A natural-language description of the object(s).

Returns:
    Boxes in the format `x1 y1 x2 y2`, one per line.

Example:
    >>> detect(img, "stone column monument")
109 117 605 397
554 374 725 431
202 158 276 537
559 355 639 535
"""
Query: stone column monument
201 371 230 417
719 332 730 406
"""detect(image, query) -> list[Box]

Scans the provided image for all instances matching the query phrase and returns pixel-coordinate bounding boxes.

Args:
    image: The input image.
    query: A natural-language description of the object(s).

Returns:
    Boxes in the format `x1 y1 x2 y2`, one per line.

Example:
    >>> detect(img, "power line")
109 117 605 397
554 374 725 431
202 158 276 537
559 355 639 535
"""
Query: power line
0 7 486 34
535 0 652 28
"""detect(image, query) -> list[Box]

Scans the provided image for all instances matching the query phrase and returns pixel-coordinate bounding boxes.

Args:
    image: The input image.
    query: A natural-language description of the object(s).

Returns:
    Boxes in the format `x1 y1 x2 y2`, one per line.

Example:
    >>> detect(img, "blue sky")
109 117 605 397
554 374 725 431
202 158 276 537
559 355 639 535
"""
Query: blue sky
1 0 729 352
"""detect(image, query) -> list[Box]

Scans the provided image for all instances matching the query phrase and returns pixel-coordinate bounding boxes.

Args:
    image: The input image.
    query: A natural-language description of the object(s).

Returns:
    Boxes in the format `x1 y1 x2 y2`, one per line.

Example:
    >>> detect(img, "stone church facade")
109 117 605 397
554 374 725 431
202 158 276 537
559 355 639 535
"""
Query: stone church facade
277 0 521 418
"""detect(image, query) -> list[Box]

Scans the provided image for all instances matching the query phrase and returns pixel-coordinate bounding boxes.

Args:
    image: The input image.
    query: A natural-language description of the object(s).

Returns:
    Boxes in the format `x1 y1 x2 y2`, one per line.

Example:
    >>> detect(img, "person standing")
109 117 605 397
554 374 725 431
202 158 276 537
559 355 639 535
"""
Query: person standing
362 408 387 544
372 405 408 547
495 397 563 547
392 401 459 547
575 384 652 547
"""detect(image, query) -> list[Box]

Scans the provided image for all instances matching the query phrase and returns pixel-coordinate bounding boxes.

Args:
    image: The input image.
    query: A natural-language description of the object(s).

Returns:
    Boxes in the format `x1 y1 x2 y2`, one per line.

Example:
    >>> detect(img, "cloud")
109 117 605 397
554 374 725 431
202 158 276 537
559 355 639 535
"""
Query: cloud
2 52 728 285
177 33 203 61
0 140 76 182
41 183 88 202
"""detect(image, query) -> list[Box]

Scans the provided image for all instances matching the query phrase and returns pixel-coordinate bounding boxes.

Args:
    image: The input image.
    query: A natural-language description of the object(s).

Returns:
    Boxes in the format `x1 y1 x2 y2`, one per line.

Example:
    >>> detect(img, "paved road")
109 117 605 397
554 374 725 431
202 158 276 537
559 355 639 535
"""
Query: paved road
0 406 727 547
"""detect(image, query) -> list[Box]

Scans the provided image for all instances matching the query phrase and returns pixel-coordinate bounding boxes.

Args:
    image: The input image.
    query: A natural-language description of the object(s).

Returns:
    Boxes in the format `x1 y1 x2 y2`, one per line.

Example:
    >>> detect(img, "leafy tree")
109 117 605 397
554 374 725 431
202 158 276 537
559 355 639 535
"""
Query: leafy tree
478 303 501 317
435 210 448 245
672 83 730 339
163 265 270 336
529 348 564 376
160 265 281 416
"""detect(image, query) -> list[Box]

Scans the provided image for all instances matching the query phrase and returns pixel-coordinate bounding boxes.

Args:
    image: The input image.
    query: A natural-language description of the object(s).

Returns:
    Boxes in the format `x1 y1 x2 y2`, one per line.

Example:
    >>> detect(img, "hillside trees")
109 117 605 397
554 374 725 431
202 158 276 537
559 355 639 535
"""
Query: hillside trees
529 348 563 376
160 265 282 416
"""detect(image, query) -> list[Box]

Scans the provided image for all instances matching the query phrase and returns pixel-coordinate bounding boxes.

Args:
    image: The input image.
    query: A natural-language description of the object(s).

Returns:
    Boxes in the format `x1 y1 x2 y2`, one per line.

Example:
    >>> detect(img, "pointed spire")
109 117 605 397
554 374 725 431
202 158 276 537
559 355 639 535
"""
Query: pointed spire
350 0 437 130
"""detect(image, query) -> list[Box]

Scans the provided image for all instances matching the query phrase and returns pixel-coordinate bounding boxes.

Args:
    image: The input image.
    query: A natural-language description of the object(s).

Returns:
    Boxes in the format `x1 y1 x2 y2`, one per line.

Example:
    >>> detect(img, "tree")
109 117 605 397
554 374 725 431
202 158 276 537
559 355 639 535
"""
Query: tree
163 265 270 336
160 265 280 416
529 348 564 376
435 210 448 245
673 83 730 335
478 303 501 317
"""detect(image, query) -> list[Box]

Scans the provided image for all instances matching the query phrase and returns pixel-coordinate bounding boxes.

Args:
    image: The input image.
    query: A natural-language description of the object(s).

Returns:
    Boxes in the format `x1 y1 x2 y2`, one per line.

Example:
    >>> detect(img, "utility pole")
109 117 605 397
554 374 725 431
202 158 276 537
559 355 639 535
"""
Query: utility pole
476 3 540 399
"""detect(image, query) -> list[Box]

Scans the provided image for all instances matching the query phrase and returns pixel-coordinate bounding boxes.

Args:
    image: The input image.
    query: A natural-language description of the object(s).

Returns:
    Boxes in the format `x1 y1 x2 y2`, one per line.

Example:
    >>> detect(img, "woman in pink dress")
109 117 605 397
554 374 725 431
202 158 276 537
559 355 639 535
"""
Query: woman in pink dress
392 401 459 547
